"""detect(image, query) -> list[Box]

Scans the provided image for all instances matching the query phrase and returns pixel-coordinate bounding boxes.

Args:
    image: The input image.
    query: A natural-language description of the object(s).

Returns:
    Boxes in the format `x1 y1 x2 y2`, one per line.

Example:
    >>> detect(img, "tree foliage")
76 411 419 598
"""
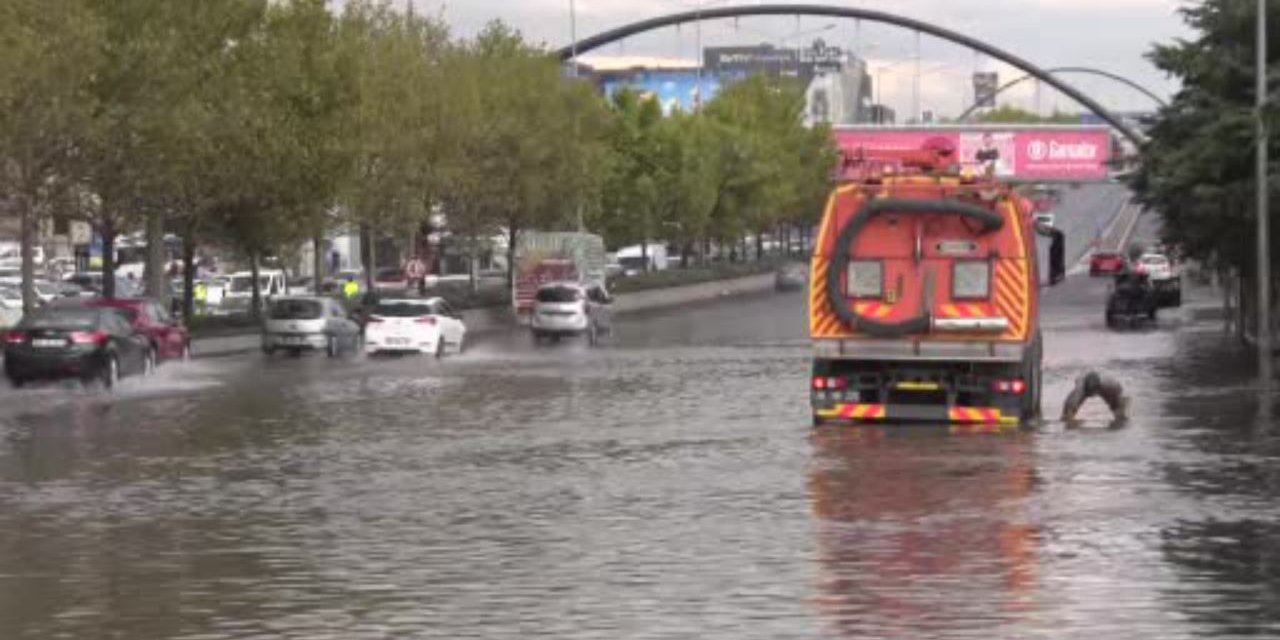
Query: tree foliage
1131 0 1280 274
0 0 838 309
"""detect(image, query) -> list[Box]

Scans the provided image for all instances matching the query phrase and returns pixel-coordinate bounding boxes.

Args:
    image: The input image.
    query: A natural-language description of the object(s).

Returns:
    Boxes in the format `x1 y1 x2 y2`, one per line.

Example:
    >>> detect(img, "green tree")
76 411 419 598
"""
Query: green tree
443 22 610 287
0 0 101 312
1130 0 1280 336
705 75 834 260
337 1 449 289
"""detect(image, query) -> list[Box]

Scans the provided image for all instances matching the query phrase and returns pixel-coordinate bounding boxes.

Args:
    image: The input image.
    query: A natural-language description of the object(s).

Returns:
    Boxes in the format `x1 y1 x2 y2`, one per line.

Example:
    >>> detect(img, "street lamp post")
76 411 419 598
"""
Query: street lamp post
1258 0 1272 378
569 0 578 78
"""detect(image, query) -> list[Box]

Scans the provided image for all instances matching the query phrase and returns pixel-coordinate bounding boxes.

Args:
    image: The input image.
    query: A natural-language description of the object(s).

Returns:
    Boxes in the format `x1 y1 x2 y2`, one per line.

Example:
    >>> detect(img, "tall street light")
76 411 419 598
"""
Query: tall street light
568 0 578 78
1259 0 1272 379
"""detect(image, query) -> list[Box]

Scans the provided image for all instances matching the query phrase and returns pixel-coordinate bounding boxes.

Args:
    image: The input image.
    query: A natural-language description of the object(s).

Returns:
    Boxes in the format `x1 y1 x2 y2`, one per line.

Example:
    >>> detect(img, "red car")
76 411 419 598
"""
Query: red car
76 298 191 362
1089 251 1127 276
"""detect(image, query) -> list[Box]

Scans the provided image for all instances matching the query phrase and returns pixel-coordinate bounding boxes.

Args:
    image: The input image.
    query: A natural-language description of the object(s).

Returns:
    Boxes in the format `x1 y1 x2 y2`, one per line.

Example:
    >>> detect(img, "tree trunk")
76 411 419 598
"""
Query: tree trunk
641 239 649 273
182 224 196 321
312 233 324 295
681 241 691 269
144 210 166 300
365 226 377 292
101 218 117 299
249 255 262 321
702 237 711 266
18 193 37 314
468 231 479 294
756 232 764 262
359 223 372 288
505 223 518 292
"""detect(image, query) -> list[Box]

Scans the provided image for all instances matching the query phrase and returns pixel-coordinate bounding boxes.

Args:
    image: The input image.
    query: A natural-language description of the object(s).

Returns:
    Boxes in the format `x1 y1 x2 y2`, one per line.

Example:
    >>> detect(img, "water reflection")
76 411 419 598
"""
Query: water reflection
807 427 1039 639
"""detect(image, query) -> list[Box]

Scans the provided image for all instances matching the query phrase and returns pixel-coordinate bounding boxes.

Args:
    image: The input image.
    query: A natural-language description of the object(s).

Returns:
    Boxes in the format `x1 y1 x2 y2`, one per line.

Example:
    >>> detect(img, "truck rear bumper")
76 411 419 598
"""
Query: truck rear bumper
813 338 1025 363
815 402 1018 426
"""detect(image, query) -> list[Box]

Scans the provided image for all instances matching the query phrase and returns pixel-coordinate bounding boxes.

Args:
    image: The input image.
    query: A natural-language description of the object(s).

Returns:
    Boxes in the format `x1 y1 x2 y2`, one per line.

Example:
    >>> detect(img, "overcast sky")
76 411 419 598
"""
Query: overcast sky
410 0 1192 118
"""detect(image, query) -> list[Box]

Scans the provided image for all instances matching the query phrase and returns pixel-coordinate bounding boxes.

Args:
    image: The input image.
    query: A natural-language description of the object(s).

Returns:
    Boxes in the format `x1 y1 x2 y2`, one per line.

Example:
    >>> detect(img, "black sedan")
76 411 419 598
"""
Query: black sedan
3 307 153 389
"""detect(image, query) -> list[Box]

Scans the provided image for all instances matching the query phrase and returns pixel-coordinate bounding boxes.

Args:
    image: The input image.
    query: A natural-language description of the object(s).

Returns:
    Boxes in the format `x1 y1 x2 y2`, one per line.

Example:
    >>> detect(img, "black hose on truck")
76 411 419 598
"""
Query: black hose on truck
824 198 1005 337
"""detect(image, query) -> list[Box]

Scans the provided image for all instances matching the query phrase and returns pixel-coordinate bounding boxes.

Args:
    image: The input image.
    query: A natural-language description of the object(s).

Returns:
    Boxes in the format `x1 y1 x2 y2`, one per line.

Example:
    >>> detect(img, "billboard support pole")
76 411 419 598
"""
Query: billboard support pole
1258 0 1272 381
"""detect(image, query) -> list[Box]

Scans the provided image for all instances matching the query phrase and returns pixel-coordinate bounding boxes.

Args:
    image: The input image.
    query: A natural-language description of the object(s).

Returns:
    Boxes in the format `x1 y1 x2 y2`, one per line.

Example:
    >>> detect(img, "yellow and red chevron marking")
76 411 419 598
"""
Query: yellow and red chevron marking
939 303 992 318
993 259 1029 339
817 403 888 421
853 301 893 319
947 406 1015 424
809 256 845 336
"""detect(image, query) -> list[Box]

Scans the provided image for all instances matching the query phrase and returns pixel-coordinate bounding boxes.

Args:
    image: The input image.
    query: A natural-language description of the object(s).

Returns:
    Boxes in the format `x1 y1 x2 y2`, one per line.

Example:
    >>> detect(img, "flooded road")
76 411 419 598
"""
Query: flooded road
1 251 1277 637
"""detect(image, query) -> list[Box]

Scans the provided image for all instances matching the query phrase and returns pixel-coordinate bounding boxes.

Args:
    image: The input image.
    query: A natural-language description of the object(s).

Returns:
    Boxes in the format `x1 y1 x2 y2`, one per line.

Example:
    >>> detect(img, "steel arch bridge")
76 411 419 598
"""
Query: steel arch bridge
554 4 1145 146
957 66 1166 123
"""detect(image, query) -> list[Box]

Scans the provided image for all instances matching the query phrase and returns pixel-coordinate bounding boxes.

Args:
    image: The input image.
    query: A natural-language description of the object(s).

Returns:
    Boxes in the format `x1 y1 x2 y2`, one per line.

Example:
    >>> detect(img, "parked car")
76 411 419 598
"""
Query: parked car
1089 251 1127 276
73 298 191 362
364 297 467 357
3 306 152 389
530 281 613 345
62 272 141 297
261 296 362 357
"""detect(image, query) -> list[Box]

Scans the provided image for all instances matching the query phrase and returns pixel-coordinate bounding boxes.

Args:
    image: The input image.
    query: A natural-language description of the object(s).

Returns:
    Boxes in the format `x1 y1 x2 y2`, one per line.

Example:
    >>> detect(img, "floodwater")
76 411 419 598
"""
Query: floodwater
2 239 1278 638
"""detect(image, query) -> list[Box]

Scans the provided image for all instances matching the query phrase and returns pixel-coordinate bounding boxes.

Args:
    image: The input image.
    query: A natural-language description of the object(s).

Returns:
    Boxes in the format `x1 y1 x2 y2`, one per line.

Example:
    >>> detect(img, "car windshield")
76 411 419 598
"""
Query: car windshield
21 309 100 330
372 301 434 317
536 286 583 303
1142 256 1168 265
376 268 403 280
269 299 323 320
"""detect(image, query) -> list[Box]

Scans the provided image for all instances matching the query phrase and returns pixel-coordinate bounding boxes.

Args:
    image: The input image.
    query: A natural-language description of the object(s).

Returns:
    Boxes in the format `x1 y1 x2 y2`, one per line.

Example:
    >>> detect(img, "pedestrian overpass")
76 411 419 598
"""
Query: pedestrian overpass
555 4 1148 147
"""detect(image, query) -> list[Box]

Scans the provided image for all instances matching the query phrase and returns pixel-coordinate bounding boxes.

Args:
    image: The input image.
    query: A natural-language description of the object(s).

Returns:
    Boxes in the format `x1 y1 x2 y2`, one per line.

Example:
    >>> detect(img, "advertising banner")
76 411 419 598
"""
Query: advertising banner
833 126 1113 181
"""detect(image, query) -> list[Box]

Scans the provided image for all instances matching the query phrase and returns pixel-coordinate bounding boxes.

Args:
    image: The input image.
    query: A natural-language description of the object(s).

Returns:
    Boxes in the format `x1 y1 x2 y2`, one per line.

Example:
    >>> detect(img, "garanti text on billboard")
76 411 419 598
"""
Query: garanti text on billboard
833 126 1114 181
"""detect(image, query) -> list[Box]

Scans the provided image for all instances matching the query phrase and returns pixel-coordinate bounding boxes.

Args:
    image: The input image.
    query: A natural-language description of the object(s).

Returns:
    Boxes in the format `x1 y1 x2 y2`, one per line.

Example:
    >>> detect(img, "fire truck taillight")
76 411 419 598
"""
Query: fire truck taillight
812 376 847 390
992 379 1027 394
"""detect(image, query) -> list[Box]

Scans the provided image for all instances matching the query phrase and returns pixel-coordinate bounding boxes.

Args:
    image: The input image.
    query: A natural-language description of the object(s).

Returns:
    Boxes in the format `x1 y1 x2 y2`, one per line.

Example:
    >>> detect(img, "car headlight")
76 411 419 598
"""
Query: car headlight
952 261 990 299
846 261 883 298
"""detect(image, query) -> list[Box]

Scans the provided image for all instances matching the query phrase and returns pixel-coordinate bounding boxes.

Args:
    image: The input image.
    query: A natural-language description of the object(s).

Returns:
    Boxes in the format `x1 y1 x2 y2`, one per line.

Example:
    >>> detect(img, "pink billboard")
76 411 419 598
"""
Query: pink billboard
833 126 1113 181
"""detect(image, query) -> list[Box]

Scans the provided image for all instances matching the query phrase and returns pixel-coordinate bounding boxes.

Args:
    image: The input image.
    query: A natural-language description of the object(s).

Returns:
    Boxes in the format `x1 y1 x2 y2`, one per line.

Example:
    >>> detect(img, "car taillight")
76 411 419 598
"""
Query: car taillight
812 376 847 390
992 379 1027 394
68 331 108 345
3 331 26 345
415 316 437 325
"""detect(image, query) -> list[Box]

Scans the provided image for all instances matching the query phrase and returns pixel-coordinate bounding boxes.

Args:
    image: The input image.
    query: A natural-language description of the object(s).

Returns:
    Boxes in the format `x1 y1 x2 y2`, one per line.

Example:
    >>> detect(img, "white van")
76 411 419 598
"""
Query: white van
616 243 669 276
212 270 287 315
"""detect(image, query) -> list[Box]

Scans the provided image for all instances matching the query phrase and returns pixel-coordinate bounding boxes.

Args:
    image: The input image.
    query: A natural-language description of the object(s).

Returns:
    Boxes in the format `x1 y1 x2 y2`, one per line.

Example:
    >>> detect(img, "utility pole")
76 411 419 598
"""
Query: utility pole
912 30 920 123
568 0 578 78
1259 0 1272 379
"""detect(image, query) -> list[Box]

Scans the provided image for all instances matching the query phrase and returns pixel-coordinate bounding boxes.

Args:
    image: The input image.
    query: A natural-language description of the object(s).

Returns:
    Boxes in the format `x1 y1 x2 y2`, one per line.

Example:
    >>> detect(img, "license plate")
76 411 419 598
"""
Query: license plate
32 338 66 348
387 337 411 346
282 336 309 346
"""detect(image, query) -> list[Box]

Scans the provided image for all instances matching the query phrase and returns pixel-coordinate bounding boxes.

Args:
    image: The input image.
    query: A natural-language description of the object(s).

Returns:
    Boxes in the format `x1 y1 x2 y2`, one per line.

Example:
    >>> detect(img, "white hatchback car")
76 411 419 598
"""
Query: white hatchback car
364 297 467 357
1135 254 1174 281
